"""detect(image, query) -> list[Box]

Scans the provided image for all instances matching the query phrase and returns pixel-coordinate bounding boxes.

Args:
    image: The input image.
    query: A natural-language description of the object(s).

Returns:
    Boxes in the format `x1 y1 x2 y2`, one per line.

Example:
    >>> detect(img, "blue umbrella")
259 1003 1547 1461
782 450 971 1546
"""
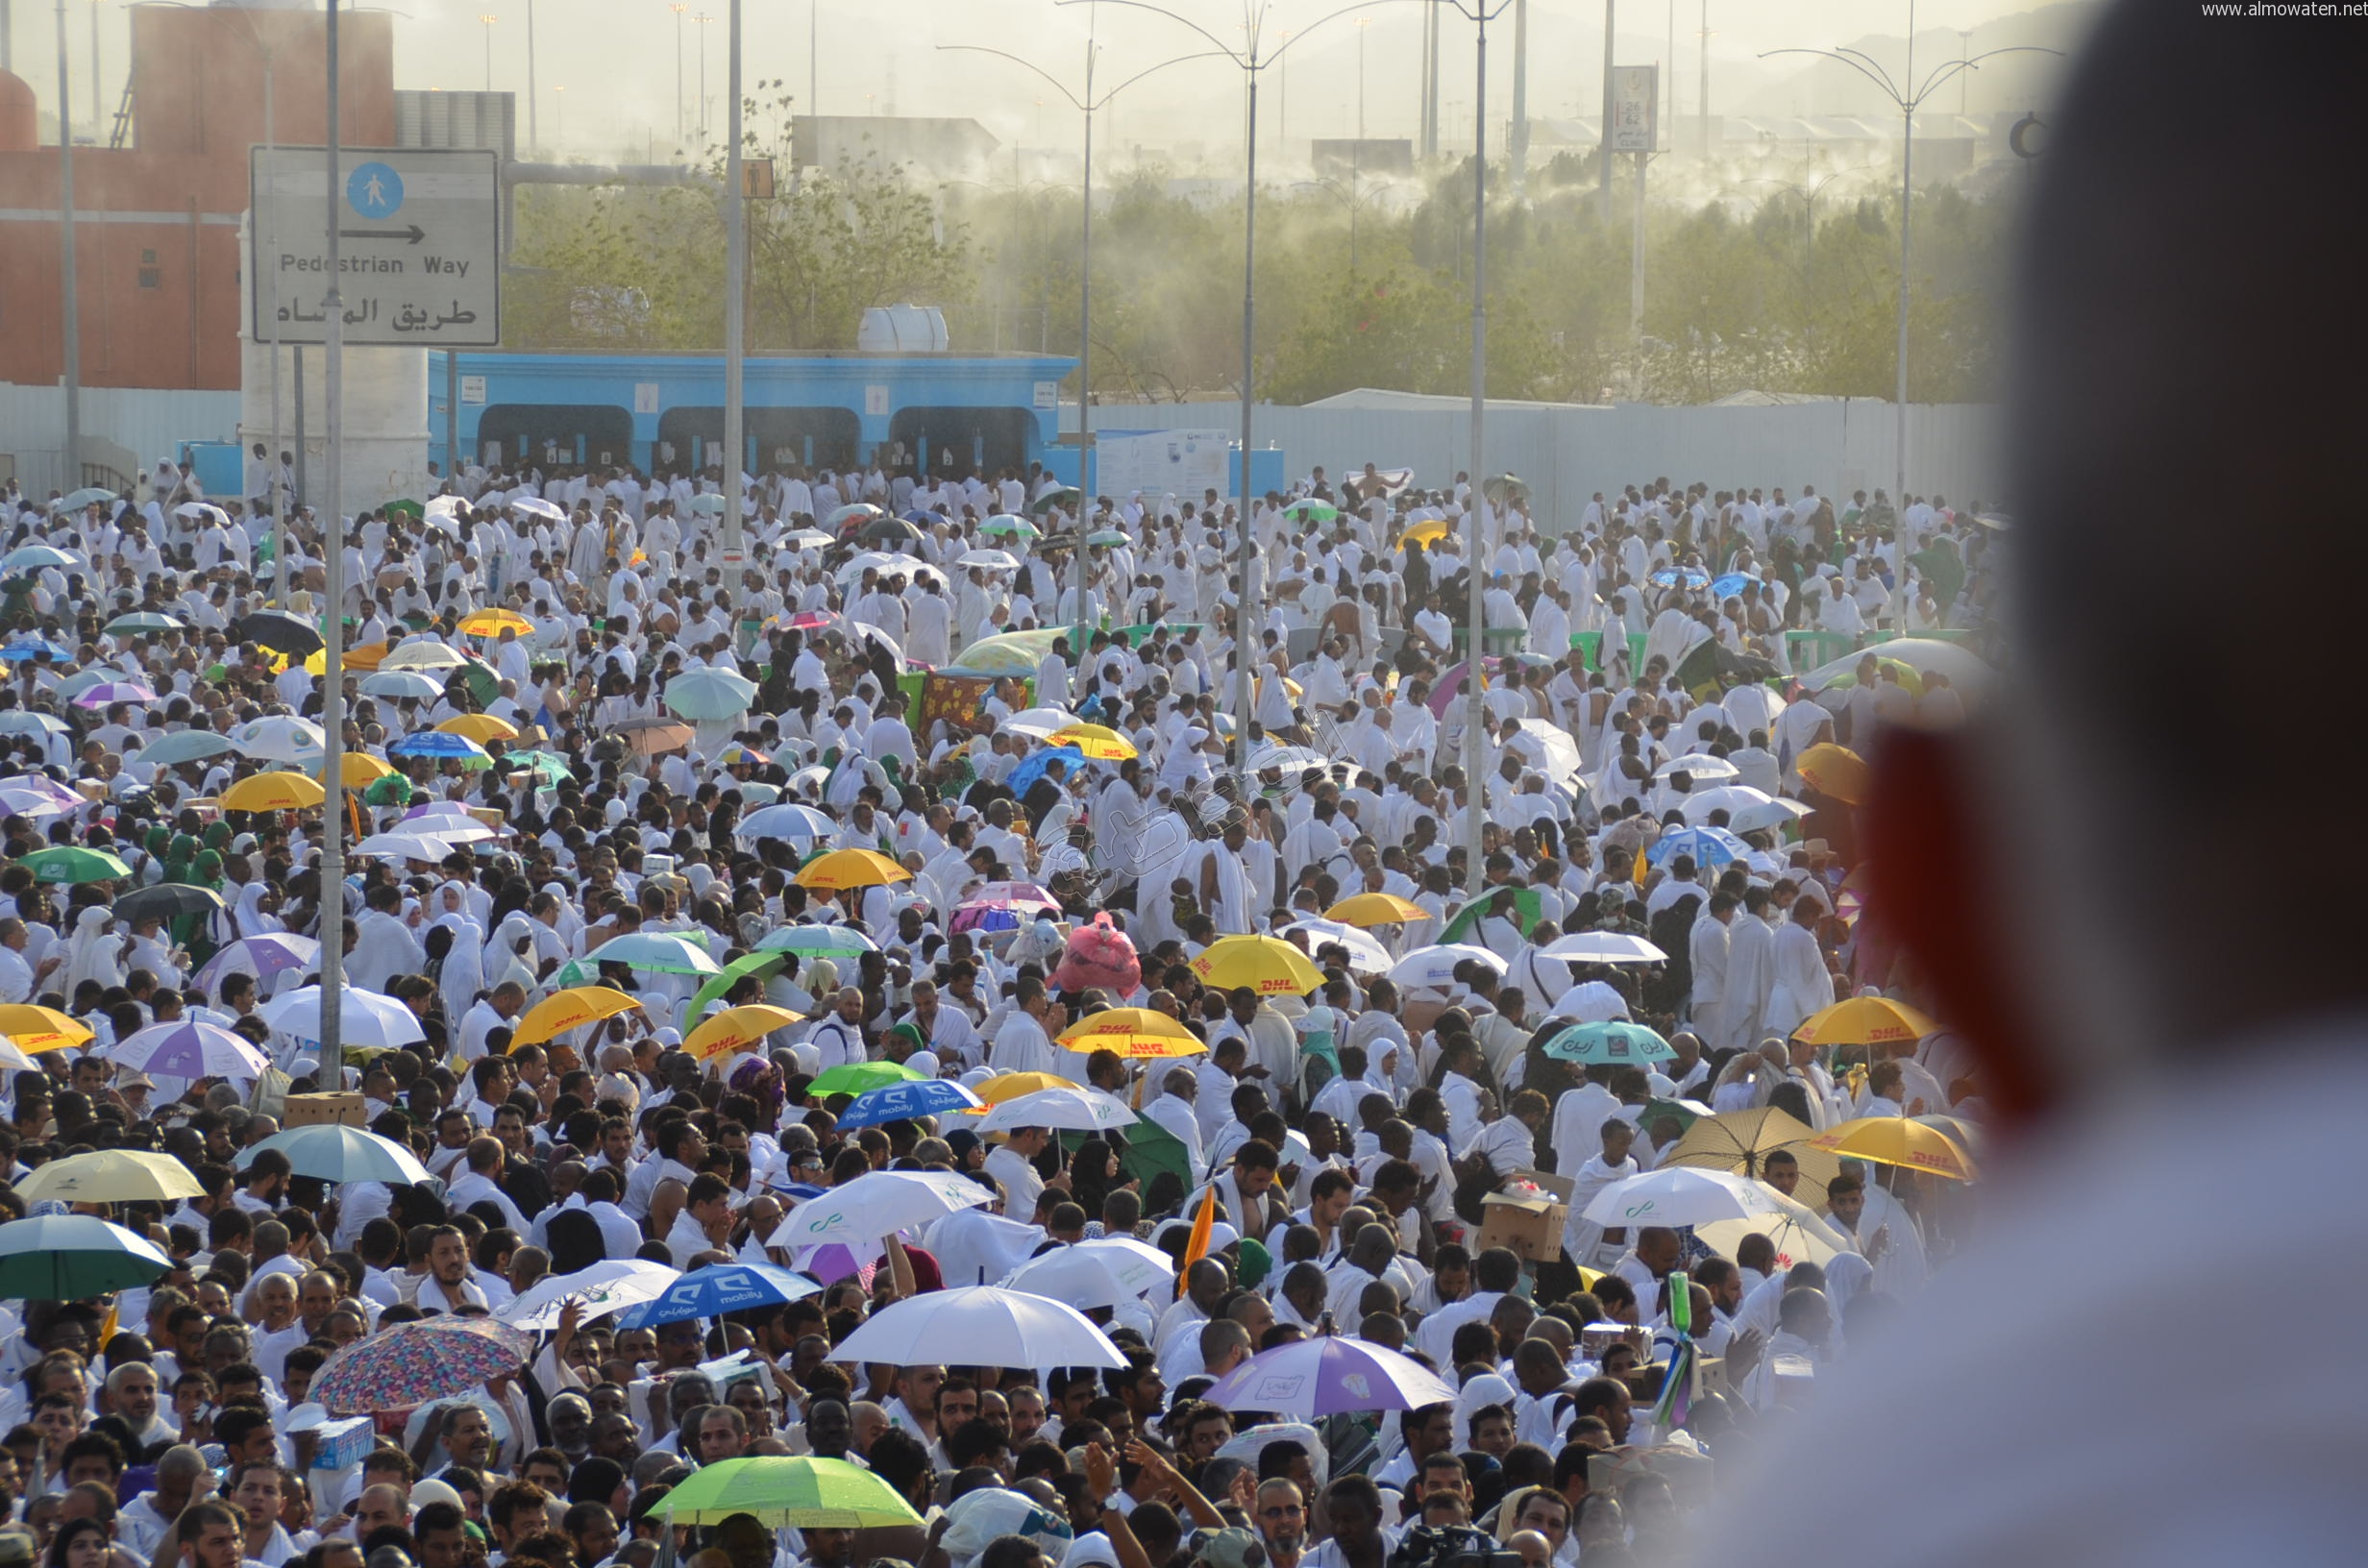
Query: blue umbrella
2 639 74 661
832 1077 984 1132
611 1262 822 1330
1709 573 1759 600
1006 745 1084 795
1647 568 1710 589
1646 824 1750 871
390 730 490 760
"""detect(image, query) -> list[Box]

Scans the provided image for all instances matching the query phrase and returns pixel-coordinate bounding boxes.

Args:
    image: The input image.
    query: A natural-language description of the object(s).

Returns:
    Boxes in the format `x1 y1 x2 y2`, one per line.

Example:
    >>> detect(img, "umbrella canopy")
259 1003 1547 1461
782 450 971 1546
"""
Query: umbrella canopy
809 1061 926 1097
435 713 521 745
358 670 447 700
1645 824 1750 873
391 730 492 764
665 667 760 721
105 1020 269 1079
1808 1115 1979 1182
828 1286 1126 1369
260 986 429 1049
757 923 878 958
580 932 723 975
613 718 698 755
1003 705 1083 739
21 846 131 885
1694 1207 1860 1271
354 831 468 863
1389 943 1506 991
794 848 910 891
685 1004 807 1062
612 1262 823 1331
956 548 1021 570
1795 742 1870 804
0 1004 93 1053
232 715 328 761
1540 1020 1677 1066
1654 752 1741 785
1581 1167 1791 1229
512 987 645 1046
973 1086 1138 1135
380 641 469 672
774 1169 991 1249
1323 893 1428 927
1437 888 1546 946
115 883 228 924
831 1077 983 1132
499 1260 682 1331
858 516 923 546
979 514 1043 541
315 752 401 788
826 502 887 529
14 1149 203 1205
219 772 326 813
239 1125 431 1187
736 802 837 844
1055 1008 1207 1059
949 627 1062 676
1203 1336 1457 1417
1048 723 1136 760
1025 488 1081 517
1281 498 1339 523
999 1248 1143 1311
1191 934 1323 996
1802 637 1991 693
236 610 324 656
1541 932 1669 966
1246 740 1330 775
456 609 535 638
1277 919 1394 976
310 1316 535 1415
1681 784 1812 835
137 729 242 767
0 778 76 818
0 1214 172 1299
7 544 87 569
659 1456 922 1529
70 680 159 709
971 1071 1080 1105
1664 1107 1840 1209
1791 995 1939 1047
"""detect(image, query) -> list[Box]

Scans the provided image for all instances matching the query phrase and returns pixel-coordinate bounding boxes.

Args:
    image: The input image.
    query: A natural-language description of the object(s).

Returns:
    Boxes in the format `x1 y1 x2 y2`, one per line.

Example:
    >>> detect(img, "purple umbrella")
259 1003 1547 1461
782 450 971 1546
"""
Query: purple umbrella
195 933 323 992
105 1019 271 1081
1202 1336 1457 1417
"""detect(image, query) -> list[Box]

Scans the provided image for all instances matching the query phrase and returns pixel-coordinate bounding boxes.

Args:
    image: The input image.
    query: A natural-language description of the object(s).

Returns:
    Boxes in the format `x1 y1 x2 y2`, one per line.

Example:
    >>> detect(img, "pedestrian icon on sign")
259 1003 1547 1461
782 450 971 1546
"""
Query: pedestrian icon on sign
346 161 406 219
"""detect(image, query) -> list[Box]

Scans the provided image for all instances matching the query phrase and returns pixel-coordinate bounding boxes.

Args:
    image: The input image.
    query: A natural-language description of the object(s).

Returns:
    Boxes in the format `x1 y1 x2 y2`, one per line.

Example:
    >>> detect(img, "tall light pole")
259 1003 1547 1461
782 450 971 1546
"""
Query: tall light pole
1441 0 1514 898
525 0 537 150
724 0 744 562
1066 0 1387 789
477 13 496 93
54 0 79 492
694 12 714 139
808 0 818 120
1763 2 2057 616
941 32 1223 661
1510 0 1527 187
86 0 97 135
1698 0 1711 155
1599 0 1615 221
320 0 349 1103
670 2 686 143
236 7 289 605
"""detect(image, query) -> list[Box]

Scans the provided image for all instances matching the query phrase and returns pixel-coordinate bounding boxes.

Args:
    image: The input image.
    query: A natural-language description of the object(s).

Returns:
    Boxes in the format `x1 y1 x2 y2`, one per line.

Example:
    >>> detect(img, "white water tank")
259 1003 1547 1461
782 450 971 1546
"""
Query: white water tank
856 305 950 354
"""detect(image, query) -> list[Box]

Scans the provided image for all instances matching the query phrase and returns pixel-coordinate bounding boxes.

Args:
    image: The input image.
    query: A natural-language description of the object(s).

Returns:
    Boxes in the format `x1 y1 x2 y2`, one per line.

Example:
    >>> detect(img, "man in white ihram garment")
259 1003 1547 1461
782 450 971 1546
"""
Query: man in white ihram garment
1700 12 2364 1561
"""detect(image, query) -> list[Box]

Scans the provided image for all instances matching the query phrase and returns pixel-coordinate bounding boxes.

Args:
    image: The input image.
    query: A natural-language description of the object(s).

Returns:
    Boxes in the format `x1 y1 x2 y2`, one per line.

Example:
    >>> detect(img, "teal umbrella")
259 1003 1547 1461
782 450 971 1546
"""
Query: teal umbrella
1540 1020 1676 1066
106 612 185 634
0 1214 172 1299
21 846 132 885
1437 887 1545 945
1282 499 1339 524
1027 487 1082 516
663 667 759 722
577 932 722 976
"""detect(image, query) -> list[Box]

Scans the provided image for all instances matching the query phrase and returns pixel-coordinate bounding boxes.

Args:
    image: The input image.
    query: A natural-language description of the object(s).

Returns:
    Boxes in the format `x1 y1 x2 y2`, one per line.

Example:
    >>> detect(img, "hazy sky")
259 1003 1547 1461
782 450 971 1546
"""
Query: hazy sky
26 0 2090 159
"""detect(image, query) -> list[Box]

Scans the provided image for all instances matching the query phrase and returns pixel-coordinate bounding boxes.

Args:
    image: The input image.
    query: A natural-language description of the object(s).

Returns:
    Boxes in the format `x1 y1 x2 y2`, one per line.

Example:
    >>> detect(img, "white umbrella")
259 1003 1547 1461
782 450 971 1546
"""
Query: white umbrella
104 1020 270 1081
1695 1207 1858 1271
261 986 429 1049
508 496 567 523
359 671 448 700
497 1260 681 1331
736 802 836 844
1801 637 1992 693
1654 751 1740 784
1580 1167 1789 1230
826 1286 1127 1370
973 1086 1138 1136
1004 706 1081 739
1069 1236 1175 1298
137 729 241 766
233 715 327 762
999 1247 1141 1310
173 502 231 526
956 549 1021 571
1277 918 1394 975
777 1169 991 1249
380 642 468 672
239 1125 430 1187
1540 932 1668 966
779 528 833 549
354 832 467 862
1677 784 1811 835
1390 943 1506 991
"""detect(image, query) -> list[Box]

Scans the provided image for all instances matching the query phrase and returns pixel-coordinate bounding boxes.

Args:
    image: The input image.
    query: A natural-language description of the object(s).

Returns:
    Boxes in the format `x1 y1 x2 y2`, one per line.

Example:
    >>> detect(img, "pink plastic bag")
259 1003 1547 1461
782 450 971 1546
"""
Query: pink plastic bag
1053 912 1142 996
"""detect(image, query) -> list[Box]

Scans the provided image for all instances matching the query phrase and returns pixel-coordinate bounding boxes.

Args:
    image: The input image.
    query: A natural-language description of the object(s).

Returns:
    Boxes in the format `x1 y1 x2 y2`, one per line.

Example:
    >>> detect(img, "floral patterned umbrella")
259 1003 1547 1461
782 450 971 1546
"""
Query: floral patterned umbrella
310 1315 535 1415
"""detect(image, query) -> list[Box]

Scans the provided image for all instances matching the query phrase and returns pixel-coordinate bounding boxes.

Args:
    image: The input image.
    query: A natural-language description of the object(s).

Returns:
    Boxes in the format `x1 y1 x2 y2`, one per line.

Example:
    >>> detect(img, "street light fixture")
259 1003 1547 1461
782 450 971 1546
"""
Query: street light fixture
1761 0 2058 619
670 2 687 144
693 12 716 141
477 13 496 94
1059 0 1400 789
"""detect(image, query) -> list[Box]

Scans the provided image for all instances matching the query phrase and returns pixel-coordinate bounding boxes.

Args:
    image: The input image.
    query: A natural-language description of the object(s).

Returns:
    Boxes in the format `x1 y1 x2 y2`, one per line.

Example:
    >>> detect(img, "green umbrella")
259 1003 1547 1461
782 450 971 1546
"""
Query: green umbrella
580 932 721 976
1282 499 1339 524
1066 1115 1193 1198
1026 487 1082 517
106 612 185 634
0 1214 172 1299
1086 528 1131 547
502 751 575 785
978 514 1041 541
687 950 788 1018
1540 1020 1676 1066
363 774 420 807
810 1062 925 1097
659 1455 922 1528
383 499 426 520
21 846 133 885
1437 886 1545 945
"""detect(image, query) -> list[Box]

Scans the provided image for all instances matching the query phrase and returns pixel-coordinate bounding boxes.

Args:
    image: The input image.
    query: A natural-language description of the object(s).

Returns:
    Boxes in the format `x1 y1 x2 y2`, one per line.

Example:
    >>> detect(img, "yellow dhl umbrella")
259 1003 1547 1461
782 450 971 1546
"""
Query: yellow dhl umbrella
1048 723 1137 761
1190 934 1323 996
1324 893 1429 927
795 848 911 891
968 1071 1079 1106
1809 1115 1978 1182
312 752 399 789
14 1149 205 1205
307 640 390 674
685 1004 807 1062
1795 742 1870 805
511 986 644 1047
1792 995 1939 1048
1400 516 1453 548
436 713 521 744
1056 1007 1207 1059
219 772 327 813
0 1005 94 1052
456 609 535 638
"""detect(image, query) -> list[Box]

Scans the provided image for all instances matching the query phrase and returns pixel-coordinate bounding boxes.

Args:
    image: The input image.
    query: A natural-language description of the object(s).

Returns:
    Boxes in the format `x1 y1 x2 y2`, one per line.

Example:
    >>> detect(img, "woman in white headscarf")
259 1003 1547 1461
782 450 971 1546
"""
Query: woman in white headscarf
233 881 284 942
429 884 487 1025
63 907 128 995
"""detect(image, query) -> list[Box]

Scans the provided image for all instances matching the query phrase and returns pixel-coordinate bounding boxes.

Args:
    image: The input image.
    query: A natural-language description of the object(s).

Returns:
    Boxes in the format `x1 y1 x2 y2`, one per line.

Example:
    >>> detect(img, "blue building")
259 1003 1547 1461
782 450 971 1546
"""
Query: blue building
428 350 1079 479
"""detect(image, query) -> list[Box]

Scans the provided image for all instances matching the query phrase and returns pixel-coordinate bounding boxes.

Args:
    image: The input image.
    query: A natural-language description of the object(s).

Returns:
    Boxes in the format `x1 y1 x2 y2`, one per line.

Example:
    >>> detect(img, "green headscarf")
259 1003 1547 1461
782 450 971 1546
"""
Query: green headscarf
193 849 223 887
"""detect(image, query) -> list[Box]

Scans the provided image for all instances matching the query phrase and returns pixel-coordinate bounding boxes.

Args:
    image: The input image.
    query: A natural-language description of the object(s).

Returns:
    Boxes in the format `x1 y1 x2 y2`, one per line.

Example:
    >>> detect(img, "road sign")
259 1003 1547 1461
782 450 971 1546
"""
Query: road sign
252 146 501 348
1606 65 1659 153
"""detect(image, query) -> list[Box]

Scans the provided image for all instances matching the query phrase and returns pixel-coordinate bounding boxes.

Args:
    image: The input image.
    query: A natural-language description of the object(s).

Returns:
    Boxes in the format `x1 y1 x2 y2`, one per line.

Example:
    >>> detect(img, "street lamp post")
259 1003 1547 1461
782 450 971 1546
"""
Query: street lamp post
1763 1 2057 620
725 0 744 562
525 0 536 151
670 2 686 143
477 12 495 93
940 33 1224 665
320 0 349 1101
1065 0 1390 789
694 12 714 140
54 0 79 492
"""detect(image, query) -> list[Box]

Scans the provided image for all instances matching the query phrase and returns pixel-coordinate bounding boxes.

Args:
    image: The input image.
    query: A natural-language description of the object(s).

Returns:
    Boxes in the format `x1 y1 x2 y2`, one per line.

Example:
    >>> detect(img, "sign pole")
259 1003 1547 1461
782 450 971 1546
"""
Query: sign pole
320 0 346 1067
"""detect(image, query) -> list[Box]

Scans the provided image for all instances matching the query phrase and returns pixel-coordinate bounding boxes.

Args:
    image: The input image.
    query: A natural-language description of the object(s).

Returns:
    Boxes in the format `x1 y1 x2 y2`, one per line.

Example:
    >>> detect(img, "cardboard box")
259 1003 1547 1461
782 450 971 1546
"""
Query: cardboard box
284 1092 366 1129
1475 1169 1572 1262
